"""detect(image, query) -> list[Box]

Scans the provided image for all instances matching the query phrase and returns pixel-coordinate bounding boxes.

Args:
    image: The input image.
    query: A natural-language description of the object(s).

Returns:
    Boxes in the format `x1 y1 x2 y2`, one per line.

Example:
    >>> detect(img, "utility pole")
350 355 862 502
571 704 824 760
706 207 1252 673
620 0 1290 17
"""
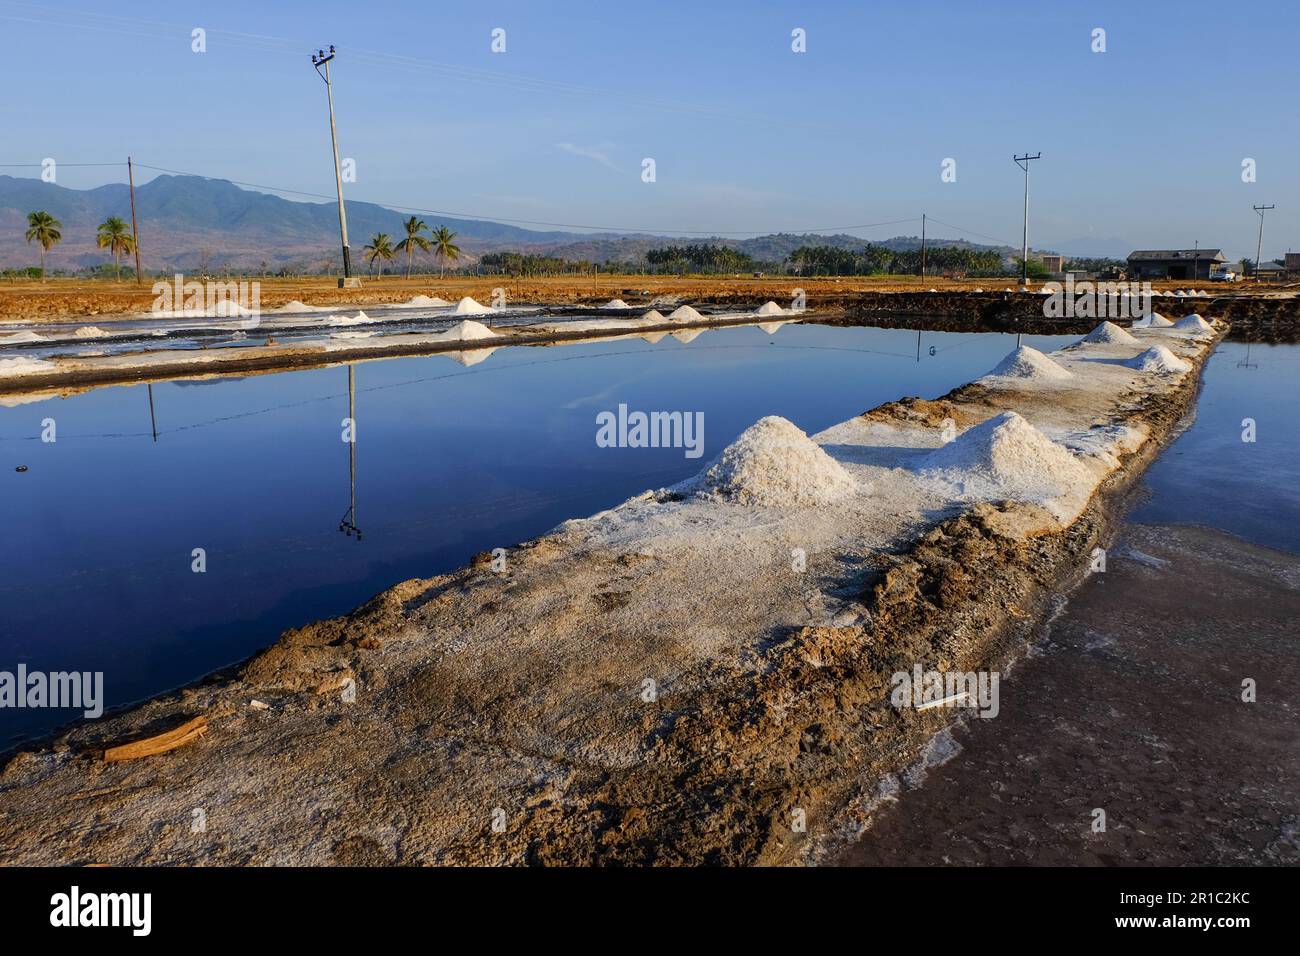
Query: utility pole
1014 153 1042 286
920 213 927 278
312 45 353 285
1253 204 1275 282
127 156 143 285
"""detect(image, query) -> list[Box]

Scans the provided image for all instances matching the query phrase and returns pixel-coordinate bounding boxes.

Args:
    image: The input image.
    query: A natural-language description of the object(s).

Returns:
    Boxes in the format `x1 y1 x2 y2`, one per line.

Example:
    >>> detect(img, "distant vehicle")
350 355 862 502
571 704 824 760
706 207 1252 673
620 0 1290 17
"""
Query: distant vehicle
1210 267 1239 282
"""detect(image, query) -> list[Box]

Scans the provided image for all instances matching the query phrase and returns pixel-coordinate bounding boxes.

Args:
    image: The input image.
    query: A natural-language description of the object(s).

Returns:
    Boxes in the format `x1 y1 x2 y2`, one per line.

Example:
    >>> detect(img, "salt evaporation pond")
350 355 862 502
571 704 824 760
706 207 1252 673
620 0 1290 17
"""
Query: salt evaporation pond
0 321 1114 746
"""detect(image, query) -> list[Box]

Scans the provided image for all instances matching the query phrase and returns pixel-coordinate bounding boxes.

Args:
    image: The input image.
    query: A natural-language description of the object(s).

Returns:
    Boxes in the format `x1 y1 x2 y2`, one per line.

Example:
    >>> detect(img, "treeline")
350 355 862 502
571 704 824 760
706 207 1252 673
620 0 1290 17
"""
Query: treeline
645 244 755 273
788 243 1006 277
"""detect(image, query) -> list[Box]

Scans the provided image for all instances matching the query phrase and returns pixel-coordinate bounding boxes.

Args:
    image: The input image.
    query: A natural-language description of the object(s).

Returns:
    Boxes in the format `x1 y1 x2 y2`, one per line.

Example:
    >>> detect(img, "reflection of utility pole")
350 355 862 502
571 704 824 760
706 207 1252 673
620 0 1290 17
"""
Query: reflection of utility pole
1253 204 1275 282
339 364 361 540
146 383 158 442
312 45 353 284
1013 153 1042 286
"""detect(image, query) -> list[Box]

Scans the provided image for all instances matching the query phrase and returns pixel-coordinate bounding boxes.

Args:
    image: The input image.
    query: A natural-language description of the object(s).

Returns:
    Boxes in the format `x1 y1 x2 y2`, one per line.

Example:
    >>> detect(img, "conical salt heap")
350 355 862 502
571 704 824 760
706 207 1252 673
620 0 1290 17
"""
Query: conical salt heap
920 411 1092 504
985 345 1073 382
1081 321 1139 345
683 416 857 507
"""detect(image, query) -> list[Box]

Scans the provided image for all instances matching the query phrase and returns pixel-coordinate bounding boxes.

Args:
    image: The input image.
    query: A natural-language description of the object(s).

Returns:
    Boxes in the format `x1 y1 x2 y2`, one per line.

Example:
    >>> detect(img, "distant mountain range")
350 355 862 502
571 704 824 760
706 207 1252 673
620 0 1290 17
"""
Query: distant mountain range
0 173 1086 273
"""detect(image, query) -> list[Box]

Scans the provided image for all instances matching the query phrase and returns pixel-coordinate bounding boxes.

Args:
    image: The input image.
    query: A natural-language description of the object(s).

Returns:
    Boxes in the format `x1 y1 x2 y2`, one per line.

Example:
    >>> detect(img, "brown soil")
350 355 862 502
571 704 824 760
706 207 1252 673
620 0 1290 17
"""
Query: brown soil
833 523 1300 866
2 274 1293 324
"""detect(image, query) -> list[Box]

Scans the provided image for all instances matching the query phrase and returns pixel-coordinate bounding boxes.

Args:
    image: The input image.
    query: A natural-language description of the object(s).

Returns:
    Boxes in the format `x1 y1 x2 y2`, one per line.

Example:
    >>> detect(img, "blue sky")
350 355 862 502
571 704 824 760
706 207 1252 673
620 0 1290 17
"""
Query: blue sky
2 0 1296 259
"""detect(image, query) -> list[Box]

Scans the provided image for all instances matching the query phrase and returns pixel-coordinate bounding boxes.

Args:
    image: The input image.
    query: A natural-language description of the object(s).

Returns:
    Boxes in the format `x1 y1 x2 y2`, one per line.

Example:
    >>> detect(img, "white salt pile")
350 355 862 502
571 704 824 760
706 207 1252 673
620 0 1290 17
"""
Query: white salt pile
1131 312 1173 328
919 411 1092 507
403 295 451 308
680 415 857 507
332 310 375 326
275 300 322 314
1126 345 1191 374
1174 313 1214 334
603 299 631 310
973 288 985 293
1081 321 1139 345
73 326 109 338
668 305 704 323
0 357 56 377
985 345 1073 382
928 288 938 293
453 296 492 315
755 301 784 316
640 309 666 324
0 331 46 344
440 319 496 341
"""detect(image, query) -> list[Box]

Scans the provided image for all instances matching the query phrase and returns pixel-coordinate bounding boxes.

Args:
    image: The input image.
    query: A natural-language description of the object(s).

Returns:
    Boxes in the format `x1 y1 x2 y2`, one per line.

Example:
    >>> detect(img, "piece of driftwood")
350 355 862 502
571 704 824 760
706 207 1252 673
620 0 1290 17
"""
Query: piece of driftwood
102 716 209 763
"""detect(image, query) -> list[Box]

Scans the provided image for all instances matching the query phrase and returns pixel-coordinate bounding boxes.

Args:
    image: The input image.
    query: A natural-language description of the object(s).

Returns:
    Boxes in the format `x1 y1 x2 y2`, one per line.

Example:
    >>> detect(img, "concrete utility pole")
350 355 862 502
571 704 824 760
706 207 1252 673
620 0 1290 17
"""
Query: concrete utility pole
920 213 927 278
312 45 354 284
127 156 143 284
1014 153 1042 285
1253 204 1275 281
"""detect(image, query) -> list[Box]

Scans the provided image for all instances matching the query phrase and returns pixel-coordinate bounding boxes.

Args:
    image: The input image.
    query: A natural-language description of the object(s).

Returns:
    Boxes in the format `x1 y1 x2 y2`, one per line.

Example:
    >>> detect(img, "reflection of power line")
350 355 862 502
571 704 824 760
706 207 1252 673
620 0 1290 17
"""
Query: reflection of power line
339 364 361 540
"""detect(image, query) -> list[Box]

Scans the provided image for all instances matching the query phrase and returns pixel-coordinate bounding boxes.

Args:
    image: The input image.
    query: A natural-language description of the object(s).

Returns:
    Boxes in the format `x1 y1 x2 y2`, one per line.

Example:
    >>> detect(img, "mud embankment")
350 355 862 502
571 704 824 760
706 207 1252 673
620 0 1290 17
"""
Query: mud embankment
831 290 1300 342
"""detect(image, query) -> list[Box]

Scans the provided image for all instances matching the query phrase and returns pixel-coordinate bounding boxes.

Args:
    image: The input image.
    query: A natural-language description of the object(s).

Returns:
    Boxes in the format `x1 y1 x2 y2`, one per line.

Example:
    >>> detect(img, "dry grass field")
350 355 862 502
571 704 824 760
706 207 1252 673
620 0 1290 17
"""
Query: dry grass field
0 273 1269 324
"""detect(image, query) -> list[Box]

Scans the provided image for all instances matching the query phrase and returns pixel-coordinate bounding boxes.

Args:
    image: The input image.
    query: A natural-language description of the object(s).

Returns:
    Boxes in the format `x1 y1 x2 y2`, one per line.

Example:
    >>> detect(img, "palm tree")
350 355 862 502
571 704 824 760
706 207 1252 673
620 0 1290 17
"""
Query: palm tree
362 233 395 277
96 216 136 281
25 211 62 281
394 216 431 279
431 225 461 278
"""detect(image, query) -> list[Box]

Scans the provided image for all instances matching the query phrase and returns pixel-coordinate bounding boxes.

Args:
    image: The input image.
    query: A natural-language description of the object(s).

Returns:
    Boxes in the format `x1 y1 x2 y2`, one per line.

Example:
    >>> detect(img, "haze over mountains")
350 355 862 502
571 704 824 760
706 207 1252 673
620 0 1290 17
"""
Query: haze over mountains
0 174 1107 273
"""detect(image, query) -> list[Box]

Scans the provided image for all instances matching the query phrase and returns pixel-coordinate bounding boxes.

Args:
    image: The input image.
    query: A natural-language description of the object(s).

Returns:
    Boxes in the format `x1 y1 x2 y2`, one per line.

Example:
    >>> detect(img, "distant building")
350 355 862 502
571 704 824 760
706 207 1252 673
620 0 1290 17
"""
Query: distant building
1038 254 1065 274
1254 260 1285 280
1285 252 1300 276
1127 248 1226 281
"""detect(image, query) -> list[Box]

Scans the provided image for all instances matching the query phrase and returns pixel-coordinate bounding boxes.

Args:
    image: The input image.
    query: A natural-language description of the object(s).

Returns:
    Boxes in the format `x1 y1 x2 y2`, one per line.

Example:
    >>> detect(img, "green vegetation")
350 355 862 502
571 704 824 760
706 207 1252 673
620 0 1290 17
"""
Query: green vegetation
645 244 755 274
95 216 136 281
395 217 431 279
363 233 396 277
25 211 63 281
432 225 461 278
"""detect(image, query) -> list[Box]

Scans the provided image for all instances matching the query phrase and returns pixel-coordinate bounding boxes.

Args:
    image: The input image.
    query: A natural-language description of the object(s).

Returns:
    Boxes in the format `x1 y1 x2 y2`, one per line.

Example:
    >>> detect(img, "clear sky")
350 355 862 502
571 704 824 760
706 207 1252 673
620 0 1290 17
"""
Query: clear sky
2 0 1295 259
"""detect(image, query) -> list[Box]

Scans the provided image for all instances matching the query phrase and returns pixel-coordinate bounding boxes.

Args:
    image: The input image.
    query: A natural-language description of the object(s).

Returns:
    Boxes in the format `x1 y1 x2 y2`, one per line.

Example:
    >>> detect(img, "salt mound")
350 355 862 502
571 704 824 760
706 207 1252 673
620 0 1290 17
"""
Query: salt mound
1131 312 1173 328
1 330 46 344
668 305 704 323
1175 313 1214 333
985 346 1072 382
1126 345 1191 374
920 411 1092 504
453 296 492 315
442 319 496 341
275 300 320 314
928 288 938 293
683 416 856 507
74 326 109 338
640 309 666 323
1081 321 1139 345
405 295 450 308
0 357 56 377
755 301 784 316
332 310 375 326
603 299 630 309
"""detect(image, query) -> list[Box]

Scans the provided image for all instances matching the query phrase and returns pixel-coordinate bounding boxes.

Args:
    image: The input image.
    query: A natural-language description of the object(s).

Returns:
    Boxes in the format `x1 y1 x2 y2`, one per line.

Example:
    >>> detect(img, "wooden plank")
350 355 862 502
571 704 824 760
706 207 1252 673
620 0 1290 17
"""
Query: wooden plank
102 716 209 763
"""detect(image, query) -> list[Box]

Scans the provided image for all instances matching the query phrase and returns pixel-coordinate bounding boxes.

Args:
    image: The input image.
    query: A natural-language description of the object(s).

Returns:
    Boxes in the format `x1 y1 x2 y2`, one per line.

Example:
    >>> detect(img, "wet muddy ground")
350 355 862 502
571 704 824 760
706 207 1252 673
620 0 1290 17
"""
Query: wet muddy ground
834 522 1300 866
